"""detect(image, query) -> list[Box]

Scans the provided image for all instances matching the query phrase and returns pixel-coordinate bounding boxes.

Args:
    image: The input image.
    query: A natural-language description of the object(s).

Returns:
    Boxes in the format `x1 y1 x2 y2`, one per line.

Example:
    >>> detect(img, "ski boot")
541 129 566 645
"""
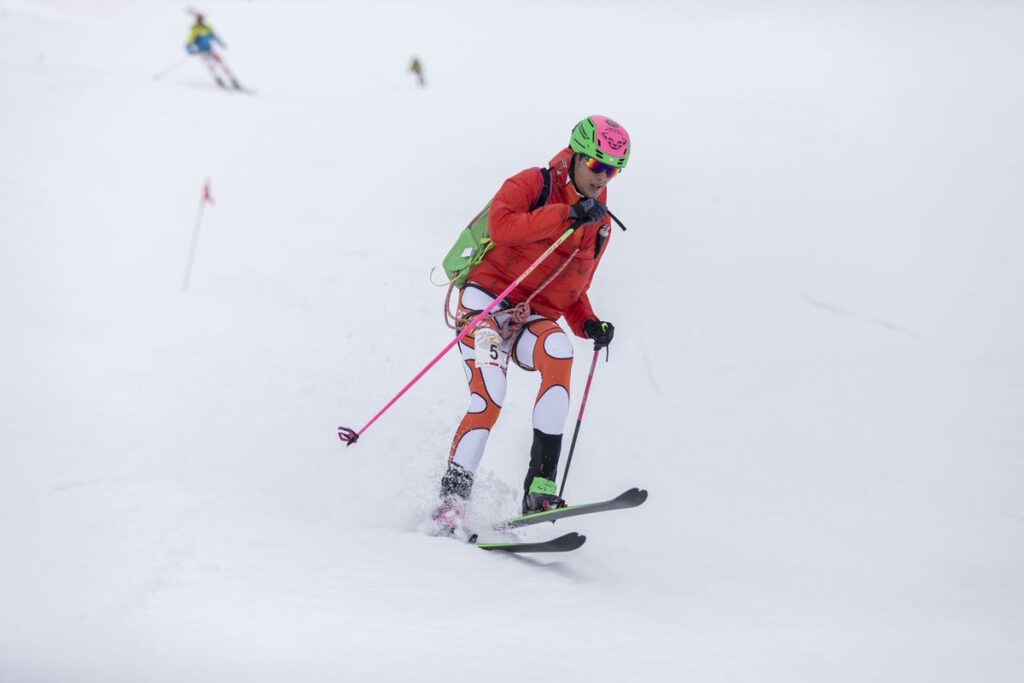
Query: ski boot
432 461 474 539
432 503 466 538
522 476 566 514
521 429 566 513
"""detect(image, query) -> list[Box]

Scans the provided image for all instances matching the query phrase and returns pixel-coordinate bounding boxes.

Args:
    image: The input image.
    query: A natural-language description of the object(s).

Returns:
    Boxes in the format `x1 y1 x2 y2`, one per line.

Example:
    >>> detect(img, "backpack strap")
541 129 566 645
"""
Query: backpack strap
531 167 551 210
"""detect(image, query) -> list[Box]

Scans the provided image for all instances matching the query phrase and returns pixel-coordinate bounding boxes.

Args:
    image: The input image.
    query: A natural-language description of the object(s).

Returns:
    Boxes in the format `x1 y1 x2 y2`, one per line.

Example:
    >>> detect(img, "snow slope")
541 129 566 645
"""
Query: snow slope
1 1 1022 681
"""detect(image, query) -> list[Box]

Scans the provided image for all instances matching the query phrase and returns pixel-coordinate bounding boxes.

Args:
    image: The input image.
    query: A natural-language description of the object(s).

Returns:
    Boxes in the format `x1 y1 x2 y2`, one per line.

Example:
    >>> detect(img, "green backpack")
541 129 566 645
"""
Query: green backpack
439 168 552 288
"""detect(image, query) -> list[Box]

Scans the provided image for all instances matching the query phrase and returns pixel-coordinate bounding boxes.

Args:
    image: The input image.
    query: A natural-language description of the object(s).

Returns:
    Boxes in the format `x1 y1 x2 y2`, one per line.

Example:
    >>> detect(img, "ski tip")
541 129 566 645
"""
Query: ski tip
563 532 587 550
619 487 649 504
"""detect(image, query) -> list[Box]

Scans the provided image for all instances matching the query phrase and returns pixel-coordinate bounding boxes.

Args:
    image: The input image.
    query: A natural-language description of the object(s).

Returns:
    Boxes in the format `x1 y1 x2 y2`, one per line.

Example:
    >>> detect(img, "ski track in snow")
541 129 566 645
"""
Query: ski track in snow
800 294 926 344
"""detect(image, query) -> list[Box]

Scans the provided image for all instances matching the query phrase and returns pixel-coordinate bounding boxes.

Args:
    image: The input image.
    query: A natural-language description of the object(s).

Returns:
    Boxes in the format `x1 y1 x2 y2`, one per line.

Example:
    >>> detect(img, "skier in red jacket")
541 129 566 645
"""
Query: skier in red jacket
435 116 631 535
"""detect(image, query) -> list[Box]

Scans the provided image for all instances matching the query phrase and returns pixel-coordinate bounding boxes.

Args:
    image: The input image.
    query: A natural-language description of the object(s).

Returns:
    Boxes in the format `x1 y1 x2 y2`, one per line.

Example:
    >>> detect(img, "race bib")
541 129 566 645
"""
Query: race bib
475 326 503 368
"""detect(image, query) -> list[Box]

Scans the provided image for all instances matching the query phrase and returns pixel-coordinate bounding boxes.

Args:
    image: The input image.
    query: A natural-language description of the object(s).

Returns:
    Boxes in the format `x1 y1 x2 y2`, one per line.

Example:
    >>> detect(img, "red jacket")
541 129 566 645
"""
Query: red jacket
468 147 612 338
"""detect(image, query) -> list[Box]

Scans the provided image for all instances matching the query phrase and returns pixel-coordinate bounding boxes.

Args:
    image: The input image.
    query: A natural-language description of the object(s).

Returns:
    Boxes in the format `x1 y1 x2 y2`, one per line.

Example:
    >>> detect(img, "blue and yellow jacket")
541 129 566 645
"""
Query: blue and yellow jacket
186 24 223 54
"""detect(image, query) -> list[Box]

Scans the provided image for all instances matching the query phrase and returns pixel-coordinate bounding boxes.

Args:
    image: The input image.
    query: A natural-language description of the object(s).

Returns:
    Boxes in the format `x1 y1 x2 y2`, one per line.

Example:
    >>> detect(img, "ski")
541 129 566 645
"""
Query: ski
495 487 648 530
229 80 256 95
472 531 586 553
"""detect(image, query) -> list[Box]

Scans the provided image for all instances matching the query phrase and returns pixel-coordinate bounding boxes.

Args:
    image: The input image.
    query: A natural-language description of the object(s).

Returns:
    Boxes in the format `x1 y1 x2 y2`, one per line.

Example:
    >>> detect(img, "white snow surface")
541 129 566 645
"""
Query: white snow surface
2 1 1023 681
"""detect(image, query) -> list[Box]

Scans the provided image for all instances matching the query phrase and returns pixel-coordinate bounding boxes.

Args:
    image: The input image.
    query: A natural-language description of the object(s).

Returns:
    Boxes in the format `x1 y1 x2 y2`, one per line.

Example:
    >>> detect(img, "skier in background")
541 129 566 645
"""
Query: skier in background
409 56 426 87
185 12 242 90
433 116 630 536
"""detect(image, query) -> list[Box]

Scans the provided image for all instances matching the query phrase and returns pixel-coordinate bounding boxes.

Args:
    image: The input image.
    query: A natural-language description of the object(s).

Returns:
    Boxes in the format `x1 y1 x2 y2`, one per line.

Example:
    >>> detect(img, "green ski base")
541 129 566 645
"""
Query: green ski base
473 531 586 553
496 487 648 530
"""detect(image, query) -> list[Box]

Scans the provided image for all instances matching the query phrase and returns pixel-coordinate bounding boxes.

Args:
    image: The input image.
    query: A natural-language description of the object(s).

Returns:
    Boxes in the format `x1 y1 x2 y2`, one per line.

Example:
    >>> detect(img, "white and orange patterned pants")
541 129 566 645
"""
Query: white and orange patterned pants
448 284 574 473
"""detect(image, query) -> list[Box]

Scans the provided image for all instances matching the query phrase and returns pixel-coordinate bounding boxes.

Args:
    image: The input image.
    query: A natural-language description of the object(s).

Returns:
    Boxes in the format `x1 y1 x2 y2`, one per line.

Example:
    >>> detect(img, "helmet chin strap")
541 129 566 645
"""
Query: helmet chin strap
568 153 586 198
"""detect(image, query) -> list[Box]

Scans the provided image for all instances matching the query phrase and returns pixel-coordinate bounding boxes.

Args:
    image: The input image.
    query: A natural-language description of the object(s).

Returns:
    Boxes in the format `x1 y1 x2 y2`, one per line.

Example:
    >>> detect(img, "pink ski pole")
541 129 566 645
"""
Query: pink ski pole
338 223 580 446
558 348 600 497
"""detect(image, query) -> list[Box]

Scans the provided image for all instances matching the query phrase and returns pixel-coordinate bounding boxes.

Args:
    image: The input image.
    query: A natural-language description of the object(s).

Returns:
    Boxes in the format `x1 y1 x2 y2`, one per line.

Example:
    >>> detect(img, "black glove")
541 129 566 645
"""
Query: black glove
583 319 615 350
568 198 607 227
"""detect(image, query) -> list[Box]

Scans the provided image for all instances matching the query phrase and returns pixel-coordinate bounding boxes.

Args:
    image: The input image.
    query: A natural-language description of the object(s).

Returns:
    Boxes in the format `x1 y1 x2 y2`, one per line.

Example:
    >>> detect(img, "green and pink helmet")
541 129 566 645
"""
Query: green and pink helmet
569 115 631 170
